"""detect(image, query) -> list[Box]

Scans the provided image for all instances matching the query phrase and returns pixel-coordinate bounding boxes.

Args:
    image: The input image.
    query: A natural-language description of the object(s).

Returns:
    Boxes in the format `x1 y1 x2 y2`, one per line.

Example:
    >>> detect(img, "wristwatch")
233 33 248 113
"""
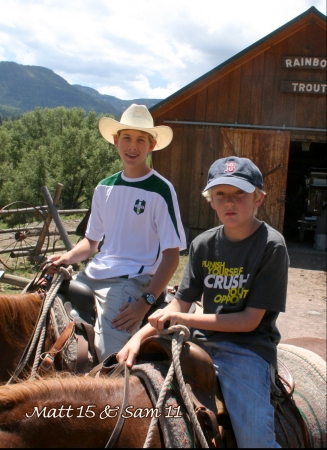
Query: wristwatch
141 293 156 306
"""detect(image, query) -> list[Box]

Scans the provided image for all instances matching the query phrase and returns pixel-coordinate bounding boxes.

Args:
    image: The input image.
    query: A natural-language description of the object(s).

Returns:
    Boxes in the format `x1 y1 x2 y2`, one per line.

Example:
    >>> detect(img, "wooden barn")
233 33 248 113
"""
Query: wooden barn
150 6 327 244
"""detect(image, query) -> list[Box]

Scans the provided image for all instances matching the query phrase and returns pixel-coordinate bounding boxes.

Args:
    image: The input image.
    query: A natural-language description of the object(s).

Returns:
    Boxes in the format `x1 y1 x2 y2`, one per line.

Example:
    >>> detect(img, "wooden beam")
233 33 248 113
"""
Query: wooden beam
33 183 63 256
0 270 31 288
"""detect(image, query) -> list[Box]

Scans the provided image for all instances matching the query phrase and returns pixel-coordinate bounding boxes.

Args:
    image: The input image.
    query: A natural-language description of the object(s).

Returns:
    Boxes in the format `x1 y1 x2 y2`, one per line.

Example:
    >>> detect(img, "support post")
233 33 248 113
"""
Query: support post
33 183 63 257
41 186 73 252
41 186 79 271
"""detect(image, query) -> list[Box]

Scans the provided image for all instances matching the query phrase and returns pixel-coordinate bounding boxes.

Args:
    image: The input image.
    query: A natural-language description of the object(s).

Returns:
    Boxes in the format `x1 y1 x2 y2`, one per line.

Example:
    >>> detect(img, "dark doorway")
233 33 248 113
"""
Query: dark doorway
283 141 327 243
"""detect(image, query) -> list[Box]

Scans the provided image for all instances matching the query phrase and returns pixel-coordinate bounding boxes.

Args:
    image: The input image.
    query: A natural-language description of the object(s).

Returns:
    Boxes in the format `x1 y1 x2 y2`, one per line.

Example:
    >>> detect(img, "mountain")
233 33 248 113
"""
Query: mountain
0 61 162 119
73 85 161 116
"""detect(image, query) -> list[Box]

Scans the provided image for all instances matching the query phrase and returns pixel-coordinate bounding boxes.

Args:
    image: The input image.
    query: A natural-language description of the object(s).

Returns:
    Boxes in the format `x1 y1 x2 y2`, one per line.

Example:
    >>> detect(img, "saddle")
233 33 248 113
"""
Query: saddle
48 279 98 373
271 359 310 448
139 336 216 401
92 336 233 448
58 278 97 328
94 332 311 448
31 278 98 374
139 337 312 448
137 335 232 448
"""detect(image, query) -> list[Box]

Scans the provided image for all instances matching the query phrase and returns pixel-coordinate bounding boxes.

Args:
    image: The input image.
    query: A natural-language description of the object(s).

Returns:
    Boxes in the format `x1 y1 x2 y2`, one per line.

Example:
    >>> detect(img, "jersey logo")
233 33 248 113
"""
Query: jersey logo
224 162 236 173
133 199 146 215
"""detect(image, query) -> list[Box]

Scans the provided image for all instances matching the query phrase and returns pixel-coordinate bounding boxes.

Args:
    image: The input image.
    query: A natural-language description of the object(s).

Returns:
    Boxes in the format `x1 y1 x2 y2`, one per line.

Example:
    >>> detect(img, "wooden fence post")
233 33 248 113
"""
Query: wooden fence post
32 183 63 259
41 186 79 271
41 186 73 252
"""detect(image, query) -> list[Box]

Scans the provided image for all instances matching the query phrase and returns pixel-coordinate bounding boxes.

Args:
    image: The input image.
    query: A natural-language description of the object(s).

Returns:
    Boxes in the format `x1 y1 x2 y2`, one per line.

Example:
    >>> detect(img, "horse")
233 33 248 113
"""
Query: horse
0 293 50 383
0 287 96 383
0 342 325 448
0 375 163 448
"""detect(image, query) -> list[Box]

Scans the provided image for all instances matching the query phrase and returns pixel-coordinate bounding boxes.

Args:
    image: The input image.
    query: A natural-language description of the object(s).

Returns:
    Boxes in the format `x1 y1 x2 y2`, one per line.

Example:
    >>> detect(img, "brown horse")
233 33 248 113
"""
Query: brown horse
0 293 44 382
0 292 77 383
0 375 163 448
0 344 325 448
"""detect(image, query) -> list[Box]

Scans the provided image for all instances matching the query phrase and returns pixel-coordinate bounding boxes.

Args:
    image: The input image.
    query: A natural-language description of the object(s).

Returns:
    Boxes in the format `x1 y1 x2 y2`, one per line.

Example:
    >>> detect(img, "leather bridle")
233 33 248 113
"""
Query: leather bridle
104 362 131 448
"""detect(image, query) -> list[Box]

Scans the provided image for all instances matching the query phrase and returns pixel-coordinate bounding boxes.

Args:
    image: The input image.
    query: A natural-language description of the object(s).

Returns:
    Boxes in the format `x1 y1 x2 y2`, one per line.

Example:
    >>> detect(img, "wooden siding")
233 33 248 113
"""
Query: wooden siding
219 129 290 232
154 127 290 241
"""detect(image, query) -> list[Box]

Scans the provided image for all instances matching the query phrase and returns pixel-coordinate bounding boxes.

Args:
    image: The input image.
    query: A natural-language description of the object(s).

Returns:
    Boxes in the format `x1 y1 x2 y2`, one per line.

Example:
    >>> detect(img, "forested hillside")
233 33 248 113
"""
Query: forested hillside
0 107 123 209
0 62 116 119
0 62 162 120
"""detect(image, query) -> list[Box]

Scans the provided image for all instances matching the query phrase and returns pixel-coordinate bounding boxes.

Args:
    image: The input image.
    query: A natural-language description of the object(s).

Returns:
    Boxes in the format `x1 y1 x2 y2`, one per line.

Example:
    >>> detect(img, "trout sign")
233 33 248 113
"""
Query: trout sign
280 81 327 94
280 55 327 94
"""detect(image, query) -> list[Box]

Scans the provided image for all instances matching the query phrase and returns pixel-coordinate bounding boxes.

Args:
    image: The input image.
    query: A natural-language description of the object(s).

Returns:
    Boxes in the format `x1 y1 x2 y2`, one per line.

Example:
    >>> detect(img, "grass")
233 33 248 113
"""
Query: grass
169 254 188 287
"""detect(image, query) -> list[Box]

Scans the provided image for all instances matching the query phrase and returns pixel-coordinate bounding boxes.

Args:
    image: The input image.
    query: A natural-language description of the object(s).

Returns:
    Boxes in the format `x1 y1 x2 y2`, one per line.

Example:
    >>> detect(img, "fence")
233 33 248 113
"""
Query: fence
0 183 88 287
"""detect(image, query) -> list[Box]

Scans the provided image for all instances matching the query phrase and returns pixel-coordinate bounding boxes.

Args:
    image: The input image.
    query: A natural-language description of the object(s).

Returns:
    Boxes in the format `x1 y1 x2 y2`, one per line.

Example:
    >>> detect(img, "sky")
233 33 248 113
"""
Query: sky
0 0 326 100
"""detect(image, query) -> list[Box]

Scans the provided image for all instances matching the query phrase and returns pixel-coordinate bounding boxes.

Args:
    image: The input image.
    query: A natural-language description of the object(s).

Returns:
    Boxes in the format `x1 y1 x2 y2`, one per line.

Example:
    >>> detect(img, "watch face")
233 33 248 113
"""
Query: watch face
146 294 156 305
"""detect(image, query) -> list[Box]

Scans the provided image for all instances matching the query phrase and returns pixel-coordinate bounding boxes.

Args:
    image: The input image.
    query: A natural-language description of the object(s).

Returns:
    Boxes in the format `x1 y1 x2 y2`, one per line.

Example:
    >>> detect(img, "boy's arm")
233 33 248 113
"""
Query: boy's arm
47 237 99 275
111 247 180 332
116 297 190 367
144 247 180 299
149 305 266 333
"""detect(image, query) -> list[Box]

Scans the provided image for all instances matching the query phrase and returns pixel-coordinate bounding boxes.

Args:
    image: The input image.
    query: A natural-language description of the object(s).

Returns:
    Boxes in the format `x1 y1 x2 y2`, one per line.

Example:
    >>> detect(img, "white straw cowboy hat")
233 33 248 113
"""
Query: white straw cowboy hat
98 104 173 151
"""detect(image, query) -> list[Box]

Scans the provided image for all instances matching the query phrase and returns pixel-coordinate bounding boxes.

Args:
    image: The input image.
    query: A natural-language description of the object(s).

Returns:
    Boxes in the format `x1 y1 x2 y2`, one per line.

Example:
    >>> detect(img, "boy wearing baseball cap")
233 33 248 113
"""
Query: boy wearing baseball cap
49 104 186 362
117 156 289 448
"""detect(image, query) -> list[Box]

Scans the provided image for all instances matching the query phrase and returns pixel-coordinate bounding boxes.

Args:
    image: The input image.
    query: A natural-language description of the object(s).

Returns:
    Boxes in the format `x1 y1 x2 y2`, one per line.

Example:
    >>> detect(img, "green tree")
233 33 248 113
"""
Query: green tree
0 107 121 209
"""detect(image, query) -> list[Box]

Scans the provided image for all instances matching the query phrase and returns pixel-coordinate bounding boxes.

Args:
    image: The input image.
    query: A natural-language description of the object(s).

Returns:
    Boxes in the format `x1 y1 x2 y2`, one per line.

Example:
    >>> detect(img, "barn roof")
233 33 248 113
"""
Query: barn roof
150 6 326 117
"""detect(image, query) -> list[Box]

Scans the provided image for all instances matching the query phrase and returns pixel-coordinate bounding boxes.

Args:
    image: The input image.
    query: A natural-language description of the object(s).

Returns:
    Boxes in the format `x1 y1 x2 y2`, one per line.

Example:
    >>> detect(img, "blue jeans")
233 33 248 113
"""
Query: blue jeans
203 341 280 448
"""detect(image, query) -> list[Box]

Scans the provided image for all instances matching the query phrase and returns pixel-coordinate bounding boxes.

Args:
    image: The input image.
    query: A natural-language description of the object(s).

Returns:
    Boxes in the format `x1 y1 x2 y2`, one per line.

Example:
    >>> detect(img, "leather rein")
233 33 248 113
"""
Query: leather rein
98 362 131 448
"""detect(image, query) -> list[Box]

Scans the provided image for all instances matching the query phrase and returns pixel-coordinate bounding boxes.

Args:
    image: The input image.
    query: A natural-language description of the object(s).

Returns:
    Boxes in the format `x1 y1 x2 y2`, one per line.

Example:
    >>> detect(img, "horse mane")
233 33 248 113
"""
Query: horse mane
0 293 43 348
0 374 140 408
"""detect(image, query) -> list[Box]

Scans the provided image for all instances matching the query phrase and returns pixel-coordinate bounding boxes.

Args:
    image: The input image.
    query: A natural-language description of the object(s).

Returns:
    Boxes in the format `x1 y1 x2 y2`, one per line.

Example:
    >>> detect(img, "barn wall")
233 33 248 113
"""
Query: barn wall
153 125 222 241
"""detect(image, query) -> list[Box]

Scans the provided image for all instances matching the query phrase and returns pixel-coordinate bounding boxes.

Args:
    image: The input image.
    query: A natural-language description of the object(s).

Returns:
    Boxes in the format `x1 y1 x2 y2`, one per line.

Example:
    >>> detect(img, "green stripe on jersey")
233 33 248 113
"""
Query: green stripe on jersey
99 172 180 238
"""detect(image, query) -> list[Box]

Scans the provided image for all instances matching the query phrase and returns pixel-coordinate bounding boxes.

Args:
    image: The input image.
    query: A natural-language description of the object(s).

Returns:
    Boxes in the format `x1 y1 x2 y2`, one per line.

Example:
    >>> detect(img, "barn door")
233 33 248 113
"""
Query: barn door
220 128 290 233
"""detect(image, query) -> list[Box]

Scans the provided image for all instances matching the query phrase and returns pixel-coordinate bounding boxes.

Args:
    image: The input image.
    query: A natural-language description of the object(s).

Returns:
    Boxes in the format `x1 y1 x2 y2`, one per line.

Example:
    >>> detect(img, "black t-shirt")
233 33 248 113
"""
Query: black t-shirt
175 222 289 368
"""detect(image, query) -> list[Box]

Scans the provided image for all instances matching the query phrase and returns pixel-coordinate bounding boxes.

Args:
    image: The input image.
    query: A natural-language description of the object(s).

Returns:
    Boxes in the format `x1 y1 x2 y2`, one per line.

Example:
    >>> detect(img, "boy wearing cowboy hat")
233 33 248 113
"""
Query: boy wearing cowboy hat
49 104 186 362
117 156 289 448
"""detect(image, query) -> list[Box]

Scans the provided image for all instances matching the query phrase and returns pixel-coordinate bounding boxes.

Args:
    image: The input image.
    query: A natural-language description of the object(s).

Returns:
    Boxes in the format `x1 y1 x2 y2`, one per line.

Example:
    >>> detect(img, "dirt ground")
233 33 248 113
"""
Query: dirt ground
277 238 326 348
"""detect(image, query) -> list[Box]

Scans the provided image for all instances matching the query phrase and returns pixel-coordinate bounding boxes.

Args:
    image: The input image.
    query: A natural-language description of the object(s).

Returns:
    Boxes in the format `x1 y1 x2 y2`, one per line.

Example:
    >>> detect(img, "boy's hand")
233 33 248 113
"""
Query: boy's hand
112 300 149 333
45 254 70 276
147 308 182 330
116 336 142 368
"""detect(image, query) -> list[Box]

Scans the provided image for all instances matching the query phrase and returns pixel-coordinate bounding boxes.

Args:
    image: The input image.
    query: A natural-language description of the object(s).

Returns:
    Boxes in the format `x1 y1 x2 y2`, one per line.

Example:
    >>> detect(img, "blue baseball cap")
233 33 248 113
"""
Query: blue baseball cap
203 157 263 193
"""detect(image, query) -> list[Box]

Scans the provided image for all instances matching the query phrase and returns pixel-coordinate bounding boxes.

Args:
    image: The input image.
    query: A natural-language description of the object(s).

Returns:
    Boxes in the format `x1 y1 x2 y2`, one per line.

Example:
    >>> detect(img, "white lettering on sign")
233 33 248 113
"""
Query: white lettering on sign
285 82 327 93
283 56 327 69
291 83 326 93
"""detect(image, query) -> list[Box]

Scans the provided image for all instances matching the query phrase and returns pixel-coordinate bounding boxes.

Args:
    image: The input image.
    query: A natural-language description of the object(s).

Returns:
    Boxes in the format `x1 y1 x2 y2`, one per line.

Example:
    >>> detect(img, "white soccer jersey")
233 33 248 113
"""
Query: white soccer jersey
84 169 186 279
